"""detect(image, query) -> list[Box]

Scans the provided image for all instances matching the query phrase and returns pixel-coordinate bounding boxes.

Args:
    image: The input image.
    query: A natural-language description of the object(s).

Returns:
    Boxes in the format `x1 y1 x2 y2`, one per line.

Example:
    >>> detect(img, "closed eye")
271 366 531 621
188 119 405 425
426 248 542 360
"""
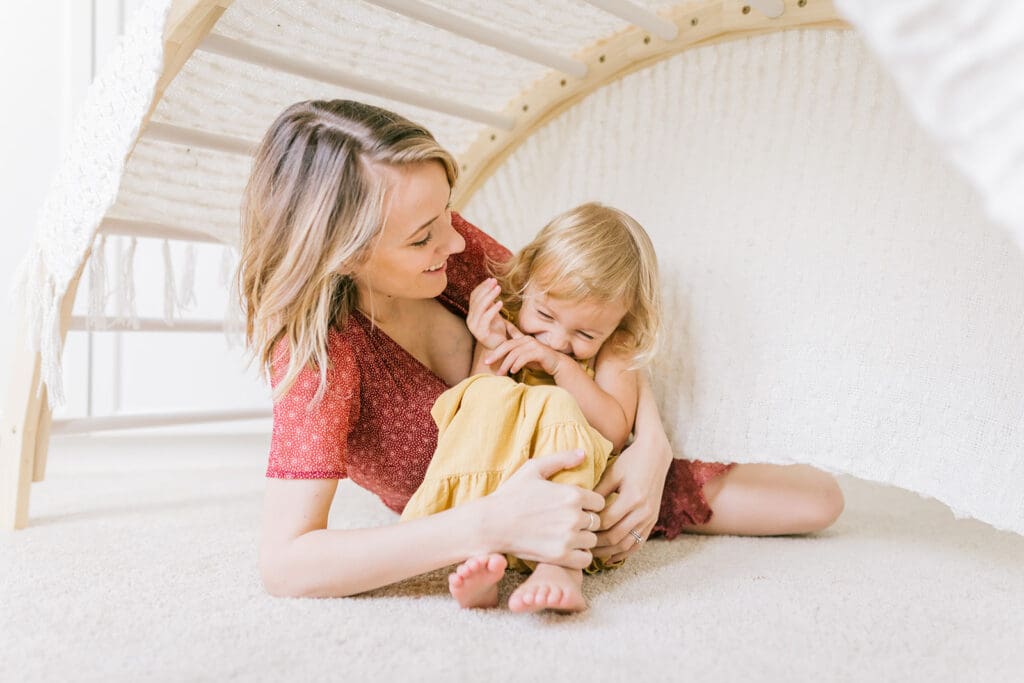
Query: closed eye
537 311 553 321
411 232 433 247
577 331 595 340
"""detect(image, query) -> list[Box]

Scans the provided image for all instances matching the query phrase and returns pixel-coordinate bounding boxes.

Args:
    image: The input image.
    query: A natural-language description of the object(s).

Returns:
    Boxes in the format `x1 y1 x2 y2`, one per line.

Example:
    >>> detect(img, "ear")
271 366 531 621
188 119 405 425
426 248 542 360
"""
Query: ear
337 254 364 280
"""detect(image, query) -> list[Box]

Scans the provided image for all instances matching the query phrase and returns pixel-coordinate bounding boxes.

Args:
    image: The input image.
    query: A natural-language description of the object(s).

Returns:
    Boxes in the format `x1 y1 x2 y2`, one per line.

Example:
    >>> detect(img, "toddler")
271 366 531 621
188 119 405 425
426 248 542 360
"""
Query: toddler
401 202 661 612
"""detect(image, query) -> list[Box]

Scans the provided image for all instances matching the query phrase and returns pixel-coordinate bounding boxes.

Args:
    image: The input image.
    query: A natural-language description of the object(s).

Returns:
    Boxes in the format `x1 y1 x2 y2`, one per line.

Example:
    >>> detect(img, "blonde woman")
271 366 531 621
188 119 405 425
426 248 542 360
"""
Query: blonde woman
241 99 845 607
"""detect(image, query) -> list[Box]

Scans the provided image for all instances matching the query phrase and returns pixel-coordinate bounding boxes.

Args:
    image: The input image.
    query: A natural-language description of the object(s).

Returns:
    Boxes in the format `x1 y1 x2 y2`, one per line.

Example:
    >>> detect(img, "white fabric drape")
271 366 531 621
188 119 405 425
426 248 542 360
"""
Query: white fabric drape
834 0 1024 252
465 30 1024 535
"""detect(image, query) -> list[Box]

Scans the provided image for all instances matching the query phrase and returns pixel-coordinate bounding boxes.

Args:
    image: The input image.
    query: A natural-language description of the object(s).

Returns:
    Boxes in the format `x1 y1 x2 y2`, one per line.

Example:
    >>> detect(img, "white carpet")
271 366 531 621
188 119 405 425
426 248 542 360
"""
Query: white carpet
2 433 1022 682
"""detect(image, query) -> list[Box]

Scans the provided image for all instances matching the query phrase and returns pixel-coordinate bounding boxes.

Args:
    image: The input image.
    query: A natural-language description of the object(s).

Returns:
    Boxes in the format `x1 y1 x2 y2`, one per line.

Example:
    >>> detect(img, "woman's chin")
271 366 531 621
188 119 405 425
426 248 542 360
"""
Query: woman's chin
419 274 448 297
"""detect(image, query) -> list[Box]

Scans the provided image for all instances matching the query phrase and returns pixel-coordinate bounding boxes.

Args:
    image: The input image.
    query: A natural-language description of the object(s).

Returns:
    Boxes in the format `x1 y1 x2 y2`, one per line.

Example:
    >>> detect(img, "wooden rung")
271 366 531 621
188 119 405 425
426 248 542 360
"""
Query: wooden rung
68 317 241 333
364 0 587 78
198 33 517 130
748 0 785 18
100 217 227 244
144 120 257 156
583 0 679 40
51 409 272 435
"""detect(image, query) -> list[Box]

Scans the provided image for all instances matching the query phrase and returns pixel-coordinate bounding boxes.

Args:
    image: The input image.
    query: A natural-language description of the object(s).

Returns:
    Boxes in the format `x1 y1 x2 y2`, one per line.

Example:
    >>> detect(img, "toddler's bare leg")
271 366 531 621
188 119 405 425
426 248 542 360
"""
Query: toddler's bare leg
449 553 507 609
508 562 586 613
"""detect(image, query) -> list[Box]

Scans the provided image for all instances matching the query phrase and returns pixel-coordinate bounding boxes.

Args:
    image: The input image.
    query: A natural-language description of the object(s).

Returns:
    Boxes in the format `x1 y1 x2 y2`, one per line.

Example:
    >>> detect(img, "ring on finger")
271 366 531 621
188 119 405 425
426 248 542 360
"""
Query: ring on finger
585 511 600 531
629 528 644 547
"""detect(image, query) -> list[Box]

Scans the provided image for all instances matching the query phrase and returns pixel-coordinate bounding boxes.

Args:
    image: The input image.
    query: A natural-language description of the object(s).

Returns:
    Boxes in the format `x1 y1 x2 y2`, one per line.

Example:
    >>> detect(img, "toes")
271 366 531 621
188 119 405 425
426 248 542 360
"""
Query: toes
486 554 508 574
458 559 481 577
546 587 563 605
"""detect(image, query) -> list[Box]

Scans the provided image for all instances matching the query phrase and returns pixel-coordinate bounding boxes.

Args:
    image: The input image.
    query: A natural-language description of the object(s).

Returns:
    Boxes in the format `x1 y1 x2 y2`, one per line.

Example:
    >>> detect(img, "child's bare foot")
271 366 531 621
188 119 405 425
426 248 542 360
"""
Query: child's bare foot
508 562 587 613
449 554 507 609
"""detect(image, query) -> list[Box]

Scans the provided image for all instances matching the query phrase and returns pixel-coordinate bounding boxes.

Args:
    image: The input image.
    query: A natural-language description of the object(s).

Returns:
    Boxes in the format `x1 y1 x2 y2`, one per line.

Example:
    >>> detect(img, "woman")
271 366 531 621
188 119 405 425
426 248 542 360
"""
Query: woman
240 100 844 611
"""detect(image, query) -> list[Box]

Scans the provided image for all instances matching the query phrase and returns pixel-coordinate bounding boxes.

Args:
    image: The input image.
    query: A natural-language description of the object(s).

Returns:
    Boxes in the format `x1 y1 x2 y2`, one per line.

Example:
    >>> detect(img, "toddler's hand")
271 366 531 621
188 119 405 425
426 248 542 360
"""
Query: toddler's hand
484 330 568 377
467 278 508 350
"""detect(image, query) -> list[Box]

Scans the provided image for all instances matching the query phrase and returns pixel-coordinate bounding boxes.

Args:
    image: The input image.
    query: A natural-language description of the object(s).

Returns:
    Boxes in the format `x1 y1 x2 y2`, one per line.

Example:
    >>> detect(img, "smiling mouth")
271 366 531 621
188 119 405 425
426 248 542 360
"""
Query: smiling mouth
424 261 446 272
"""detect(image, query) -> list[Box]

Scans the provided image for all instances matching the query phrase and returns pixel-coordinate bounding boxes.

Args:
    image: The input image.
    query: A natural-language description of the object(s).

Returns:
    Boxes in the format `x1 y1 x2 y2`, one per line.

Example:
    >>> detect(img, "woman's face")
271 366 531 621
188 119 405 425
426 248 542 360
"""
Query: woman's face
352 161 465 310
517 284 627 362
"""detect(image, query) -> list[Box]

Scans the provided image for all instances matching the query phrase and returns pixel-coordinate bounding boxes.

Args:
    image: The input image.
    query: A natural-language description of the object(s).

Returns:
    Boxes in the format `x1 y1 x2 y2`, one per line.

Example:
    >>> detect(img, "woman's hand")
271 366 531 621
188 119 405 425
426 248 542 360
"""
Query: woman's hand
484 449 606 570
591 374 673 564
466 278 509 350
484 328 568 377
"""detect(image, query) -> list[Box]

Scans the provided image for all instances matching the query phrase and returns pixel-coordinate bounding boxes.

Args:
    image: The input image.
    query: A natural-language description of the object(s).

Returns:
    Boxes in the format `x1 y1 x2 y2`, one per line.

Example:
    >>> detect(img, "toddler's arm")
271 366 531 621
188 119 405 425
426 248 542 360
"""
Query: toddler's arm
483 333 639 451
551 343 639 452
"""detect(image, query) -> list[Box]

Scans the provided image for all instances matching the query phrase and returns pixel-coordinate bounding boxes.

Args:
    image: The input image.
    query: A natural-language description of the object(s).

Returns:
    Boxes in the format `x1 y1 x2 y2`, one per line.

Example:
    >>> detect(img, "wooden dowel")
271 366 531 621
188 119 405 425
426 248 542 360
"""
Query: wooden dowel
68 317 241 333
51 409 271 435
583 0 679 40
364 0 587 78
198 33 516 130
748 0 785 18
100 217 227 244
144 121 257 156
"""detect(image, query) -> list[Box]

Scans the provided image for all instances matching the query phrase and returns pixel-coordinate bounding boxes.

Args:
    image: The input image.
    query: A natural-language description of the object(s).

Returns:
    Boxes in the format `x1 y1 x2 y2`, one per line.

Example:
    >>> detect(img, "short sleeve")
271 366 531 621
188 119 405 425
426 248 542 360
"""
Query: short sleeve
266 333 360 479
443 213 512 312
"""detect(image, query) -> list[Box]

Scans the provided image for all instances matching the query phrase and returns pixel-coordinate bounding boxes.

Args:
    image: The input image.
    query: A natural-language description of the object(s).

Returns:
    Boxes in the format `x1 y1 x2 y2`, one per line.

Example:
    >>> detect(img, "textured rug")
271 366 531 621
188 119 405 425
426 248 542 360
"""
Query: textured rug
1 433 1021 682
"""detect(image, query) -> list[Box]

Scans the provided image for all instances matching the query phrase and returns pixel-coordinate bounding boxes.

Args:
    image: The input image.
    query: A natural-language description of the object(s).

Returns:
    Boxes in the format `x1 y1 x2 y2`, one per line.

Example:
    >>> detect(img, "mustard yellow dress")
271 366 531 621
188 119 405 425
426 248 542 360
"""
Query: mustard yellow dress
400 363 624 574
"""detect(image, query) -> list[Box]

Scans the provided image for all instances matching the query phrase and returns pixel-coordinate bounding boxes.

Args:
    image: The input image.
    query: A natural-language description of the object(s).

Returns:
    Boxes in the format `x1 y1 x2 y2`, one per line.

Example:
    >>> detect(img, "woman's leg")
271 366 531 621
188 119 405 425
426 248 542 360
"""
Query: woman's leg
680 464 845 536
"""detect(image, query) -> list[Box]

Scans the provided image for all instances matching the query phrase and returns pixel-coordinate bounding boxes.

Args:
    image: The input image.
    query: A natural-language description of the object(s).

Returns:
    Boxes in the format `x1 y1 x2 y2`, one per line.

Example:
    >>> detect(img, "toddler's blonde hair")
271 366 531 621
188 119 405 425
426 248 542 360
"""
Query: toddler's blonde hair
496 202 661 366
239 100 457 403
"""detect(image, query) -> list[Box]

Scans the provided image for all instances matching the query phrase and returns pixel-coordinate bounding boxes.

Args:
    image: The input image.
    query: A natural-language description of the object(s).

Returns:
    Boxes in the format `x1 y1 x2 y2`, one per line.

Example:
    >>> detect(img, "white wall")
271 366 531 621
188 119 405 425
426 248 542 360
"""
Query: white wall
0 0 271 432
1 3 68 403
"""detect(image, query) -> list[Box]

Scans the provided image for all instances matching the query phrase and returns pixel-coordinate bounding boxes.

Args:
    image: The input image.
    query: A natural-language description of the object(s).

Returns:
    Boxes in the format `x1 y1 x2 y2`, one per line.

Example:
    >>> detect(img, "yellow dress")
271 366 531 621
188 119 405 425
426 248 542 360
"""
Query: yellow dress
400 363 624 574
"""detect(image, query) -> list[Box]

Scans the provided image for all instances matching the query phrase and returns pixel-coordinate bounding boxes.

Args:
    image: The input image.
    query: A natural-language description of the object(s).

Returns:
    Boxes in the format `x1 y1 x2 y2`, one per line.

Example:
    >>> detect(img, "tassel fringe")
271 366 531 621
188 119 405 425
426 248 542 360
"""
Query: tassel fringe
117 236 139 329
178 243 197 312
10 248 66 406
162 238 176 322
87 234 108 329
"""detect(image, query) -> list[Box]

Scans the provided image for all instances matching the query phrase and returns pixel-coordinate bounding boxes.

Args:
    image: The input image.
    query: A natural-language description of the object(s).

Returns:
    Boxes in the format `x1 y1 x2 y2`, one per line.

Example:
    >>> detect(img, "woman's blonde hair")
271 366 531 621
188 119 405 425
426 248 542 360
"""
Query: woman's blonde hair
239 100 457 403
496 202 661 367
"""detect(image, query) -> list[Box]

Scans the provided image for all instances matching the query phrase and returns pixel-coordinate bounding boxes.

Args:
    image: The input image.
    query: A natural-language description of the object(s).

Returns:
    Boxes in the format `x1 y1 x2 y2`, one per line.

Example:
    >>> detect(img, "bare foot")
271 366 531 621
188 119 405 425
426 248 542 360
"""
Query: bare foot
508 563 587 614
449 554 507 609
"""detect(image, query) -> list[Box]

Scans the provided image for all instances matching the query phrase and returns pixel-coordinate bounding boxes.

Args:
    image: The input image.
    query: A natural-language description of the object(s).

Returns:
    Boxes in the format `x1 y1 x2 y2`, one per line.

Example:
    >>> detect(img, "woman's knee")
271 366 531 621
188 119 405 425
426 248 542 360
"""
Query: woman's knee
750 463 845 534
800 468 845 532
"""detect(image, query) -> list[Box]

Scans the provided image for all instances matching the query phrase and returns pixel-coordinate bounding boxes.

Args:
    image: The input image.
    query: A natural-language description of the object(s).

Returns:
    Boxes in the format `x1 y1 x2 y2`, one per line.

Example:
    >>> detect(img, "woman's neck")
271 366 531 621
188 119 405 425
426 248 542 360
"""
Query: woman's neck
356 292 423 328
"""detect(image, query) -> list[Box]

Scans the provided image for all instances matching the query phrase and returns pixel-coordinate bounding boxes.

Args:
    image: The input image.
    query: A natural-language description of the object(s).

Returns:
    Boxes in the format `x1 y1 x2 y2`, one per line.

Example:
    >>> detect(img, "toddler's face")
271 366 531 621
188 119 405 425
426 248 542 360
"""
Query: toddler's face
517 284 627 361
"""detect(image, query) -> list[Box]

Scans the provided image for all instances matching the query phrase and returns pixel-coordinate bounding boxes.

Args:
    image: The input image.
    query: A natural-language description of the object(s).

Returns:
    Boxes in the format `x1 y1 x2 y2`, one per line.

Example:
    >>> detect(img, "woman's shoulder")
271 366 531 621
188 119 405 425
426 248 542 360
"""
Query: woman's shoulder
269 321 364 395
444 213 512 310
451 212 512 264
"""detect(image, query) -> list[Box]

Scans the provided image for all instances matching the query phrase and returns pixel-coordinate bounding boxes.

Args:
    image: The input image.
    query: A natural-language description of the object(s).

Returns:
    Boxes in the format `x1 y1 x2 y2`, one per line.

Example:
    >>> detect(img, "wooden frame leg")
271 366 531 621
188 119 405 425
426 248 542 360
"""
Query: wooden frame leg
1 260 85 529
1 342 45 530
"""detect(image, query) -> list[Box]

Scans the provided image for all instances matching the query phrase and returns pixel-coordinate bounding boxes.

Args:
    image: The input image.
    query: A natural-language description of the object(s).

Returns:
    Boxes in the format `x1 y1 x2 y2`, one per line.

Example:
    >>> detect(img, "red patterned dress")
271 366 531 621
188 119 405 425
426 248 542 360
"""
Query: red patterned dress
266 213 734 539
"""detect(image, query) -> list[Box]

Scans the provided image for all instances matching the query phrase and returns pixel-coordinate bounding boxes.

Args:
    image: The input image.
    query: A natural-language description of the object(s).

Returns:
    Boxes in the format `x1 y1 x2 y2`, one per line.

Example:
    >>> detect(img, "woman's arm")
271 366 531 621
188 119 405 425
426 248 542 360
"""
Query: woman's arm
260 450 606 598
591 372 673 563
